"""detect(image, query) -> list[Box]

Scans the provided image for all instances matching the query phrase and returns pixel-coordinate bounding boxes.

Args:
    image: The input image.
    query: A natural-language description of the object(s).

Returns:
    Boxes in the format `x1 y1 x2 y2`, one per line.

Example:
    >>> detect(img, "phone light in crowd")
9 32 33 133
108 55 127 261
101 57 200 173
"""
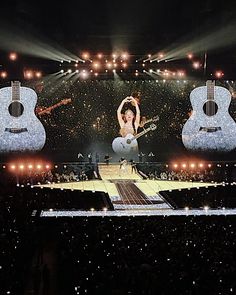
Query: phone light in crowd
9 52 18 61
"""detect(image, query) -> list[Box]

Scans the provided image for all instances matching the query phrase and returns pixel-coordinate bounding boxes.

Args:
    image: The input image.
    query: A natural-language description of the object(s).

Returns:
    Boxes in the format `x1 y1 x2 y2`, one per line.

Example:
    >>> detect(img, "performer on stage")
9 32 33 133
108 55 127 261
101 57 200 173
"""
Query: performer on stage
87 153 92 164
119 157 128 175
130 159 137 173
104 154 110 165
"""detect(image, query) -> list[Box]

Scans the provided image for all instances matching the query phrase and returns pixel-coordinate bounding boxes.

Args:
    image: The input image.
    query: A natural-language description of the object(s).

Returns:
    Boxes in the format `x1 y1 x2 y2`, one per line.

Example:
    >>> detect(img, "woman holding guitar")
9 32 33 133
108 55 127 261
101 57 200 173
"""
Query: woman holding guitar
117 96 140 138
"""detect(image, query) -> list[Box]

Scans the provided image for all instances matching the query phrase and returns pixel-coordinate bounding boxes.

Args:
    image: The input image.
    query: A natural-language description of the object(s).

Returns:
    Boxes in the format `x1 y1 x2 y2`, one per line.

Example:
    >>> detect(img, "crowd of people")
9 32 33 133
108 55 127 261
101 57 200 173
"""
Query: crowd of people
137 163 235 183
56 216 236 295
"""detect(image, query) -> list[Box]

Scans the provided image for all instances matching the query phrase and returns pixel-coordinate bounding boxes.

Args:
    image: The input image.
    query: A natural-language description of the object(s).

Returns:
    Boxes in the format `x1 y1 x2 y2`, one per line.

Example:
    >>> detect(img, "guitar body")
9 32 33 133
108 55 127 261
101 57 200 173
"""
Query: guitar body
182 85 236 152
0 85 46 152
112 134 138 155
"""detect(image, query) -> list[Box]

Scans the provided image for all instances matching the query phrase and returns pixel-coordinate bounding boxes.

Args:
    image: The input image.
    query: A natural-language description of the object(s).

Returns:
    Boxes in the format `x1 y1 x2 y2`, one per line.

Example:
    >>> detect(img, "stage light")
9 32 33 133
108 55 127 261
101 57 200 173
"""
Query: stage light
215 71 224 78
112 53 117 59
81 71 88 78
93 62 100 69
199 163 204 168
9 52 17 61
112 69 116 73
107 63 112 68
185 206 189 211
68 69 72 74
187 53 193 59
35 71 42 78
190 163 195 168
36 164 42 170
60 70 64 73
90 207 95 211
159 53 164 58
142 63 145 67
149 69 153 73
122 53 128 60
182 163 187 168
75 69 79 73
0 71 7 78
19 164 24 170
28 164 33 169
122 62 127 68
204 205 209 211
82 52 90 59
148 54 151 58
94 73 98 76
173 164 178 168
25 71 33 79
193 61 200 69
45 164 50 169
97 53 103 59
135 72 139 76
103 207 107 212
11 165 16 170
208 164 212 168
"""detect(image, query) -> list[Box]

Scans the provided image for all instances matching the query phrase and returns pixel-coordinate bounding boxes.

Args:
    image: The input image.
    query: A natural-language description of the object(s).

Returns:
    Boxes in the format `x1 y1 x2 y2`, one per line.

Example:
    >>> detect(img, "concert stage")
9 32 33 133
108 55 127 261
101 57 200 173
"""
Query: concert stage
37 163 235 217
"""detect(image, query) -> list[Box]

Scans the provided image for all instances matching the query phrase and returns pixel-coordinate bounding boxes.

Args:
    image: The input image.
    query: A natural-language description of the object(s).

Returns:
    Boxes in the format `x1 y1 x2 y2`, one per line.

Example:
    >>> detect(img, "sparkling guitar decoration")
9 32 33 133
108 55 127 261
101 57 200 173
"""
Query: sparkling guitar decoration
182 80 236 152
112 123 157 155
0 81 46 152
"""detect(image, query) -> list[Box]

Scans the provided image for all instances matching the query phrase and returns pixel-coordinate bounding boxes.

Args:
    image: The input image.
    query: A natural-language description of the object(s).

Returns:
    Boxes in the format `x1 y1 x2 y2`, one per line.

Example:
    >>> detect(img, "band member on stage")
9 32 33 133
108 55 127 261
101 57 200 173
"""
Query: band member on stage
87 153 92 164
104 154 110 165
117 96 140 138
130 159 137 173
119 157 128 175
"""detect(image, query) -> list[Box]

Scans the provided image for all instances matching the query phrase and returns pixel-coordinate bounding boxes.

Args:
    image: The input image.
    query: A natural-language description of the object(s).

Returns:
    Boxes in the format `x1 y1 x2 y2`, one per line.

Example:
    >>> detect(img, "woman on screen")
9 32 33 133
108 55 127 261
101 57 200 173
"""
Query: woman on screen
117 95 140 138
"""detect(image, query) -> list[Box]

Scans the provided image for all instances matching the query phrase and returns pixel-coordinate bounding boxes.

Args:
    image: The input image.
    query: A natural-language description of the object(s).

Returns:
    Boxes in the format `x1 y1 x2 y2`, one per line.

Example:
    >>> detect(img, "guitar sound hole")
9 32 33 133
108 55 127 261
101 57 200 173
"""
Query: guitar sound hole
8 101 24 117
203 101 218 116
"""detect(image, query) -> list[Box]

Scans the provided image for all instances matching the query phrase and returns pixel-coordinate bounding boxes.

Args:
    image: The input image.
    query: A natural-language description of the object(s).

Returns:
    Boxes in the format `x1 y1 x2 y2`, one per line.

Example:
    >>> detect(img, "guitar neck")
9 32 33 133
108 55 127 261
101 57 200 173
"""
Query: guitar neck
133 127 151 140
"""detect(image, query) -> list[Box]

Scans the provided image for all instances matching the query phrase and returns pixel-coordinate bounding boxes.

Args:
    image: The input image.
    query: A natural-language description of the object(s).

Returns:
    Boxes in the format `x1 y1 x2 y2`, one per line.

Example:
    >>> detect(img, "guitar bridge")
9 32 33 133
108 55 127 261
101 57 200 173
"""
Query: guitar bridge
5 128 28 134
199 127 222 133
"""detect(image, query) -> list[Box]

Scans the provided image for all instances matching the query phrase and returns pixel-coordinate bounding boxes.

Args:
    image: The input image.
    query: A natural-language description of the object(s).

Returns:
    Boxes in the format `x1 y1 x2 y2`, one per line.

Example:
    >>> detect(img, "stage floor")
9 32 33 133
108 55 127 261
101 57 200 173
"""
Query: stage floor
38 163 226 217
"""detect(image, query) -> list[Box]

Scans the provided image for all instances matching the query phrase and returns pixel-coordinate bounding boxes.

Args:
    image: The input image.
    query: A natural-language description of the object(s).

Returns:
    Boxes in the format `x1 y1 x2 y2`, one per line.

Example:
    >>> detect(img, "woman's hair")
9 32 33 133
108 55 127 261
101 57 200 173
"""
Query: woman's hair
131 91 141 99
